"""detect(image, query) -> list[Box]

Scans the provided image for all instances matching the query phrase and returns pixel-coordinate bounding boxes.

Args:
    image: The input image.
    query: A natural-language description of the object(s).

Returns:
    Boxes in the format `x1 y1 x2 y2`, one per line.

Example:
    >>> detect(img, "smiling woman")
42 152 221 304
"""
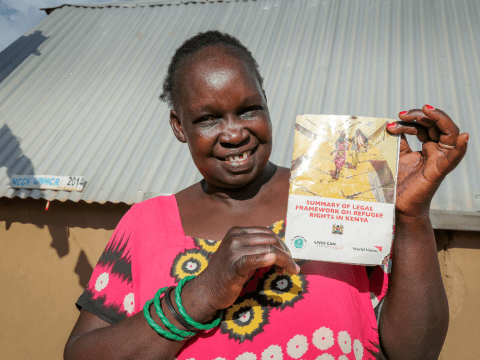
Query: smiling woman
169 50 272 192
64 31 468 360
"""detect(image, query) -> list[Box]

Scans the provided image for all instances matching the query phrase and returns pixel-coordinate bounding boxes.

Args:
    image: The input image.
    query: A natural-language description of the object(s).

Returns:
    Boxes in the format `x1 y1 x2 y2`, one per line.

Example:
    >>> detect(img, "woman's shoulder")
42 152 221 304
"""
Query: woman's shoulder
121 194 181 229
130 194 177 212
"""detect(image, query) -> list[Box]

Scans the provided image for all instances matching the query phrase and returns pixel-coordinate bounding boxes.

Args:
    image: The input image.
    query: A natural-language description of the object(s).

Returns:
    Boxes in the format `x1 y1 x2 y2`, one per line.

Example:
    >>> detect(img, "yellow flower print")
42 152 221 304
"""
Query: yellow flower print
222 297 269 342
261 269 307 308
194 238 221 253
170 249 210 281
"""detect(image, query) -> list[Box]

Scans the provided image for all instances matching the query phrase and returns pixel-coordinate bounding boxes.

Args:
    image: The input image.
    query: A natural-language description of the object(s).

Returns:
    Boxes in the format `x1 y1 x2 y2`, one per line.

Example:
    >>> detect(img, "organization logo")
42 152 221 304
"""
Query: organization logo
332 224 344 235
291 236 307 251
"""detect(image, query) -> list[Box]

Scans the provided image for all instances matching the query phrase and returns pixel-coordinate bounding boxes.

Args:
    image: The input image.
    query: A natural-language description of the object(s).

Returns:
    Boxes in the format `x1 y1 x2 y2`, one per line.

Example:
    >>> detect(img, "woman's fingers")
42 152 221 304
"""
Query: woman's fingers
437 132 469 174
392 106 469 177
387 121 428 145
422 105 460 147
227 226 278 236
227 229 300 276
398 108 435 128
396 106 460 147
233 248 299 277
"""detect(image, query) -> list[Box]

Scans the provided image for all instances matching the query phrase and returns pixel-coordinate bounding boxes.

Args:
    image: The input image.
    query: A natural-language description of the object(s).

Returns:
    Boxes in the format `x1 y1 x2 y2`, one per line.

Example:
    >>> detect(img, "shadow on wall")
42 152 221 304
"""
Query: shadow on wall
0 116 74 261
0 197 131 288
0 123 35 179
0 30 48 83
75 250 94 288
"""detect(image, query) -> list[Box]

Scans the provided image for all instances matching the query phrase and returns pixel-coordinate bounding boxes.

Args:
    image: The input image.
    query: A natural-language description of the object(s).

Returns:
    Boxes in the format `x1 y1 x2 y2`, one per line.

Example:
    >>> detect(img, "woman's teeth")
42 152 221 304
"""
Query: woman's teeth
227 151 250 162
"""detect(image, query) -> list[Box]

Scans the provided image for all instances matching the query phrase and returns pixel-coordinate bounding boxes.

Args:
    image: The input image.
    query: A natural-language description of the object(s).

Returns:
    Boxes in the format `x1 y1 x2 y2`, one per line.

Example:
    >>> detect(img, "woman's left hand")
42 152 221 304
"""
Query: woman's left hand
386 105 469 217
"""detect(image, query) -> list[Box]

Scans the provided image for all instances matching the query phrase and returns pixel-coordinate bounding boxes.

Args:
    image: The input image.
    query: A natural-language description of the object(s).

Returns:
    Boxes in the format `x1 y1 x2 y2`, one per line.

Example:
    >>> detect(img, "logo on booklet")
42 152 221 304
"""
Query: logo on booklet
332 224 344 235
292 236 307 250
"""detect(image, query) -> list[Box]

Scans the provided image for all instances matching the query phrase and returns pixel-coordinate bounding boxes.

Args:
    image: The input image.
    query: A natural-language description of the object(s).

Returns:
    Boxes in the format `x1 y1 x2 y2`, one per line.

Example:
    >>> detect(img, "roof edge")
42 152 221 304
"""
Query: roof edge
41 0 244 15
3 192 480 231
430 210 480 231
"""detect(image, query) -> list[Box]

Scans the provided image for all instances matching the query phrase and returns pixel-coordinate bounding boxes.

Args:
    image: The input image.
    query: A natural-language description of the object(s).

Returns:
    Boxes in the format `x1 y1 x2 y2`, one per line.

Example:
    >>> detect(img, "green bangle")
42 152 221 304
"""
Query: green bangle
153 287 196 338
143 299 186 341
174 275 224 330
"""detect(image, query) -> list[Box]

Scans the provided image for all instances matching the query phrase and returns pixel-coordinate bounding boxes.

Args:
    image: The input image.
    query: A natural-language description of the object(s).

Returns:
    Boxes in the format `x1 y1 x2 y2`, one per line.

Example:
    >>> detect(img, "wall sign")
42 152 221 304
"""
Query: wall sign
10 175 85 192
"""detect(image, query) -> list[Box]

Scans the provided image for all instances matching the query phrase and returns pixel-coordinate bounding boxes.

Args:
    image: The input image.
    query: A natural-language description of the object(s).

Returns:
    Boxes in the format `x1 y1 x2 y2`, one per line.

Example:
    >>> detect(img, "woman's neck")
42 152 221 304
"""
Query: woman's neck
200 162 278 202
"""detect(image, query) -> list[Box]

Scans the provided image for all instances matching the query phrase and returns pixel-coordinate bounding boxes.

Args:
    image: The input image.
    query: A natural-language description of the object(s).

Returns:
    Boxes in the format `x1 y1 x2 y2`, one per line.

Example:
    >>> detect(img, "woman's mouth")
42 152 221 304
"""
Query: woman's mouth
226 150 251 162
224 147 257 163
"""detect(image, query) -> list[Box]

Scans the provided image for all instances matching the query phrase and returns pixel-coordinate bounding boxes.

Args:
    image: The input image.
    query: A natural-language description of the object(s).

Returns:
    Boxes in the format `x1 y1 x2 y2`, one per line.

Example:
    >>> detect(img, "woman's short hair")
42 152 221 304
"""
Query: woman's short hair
159 30 264 109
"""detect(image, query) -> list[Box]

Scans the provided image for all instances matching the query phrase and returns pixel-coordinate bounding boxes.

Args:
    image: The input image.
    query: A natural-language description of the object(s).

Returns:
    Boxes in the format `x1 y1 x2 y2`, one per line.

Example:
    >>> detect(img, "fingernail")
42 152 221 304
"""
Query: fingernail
399 111 408 115
425 104 435 110
466 134 469 141
387 122 396 129
295 264 301 273
265 253 275 261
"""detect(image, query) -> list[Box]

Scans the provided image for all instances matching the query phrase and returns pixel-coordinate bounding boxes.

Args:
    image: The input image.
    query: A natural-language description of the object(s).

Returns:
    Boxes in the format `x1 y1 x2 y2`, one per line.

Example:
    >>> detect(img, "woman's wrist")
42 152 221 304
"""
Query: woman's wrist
394 210 435 248
396 209 430 223
176 277 220 324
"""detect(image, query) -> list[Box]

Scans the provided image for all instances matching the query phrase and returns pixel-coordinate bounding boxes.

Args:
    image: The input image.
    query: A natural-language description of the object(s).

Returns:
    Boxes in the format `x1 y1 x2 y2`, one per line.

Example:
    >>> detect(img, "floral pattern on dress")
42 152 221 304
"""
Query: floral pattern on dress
170 220 308 343
170 248 210 281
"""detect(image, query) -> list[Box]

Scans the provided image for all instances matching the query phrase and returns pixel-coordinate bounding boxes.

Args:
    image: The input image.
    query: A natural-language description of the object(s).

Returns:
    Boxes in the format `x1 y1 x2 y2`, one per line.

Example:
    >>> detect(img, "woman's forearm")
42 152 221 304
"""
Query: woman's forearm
64 280 218 360
379 212 449 359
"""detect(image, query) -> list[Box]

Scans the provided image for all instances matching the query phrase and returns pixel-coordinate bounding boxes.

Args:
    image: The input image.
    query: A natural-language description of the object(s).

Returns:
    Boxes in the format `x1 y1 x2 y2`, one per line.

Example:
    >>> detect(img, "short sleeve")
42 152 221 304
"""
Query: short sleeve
76 210 135 325
369 258 391 323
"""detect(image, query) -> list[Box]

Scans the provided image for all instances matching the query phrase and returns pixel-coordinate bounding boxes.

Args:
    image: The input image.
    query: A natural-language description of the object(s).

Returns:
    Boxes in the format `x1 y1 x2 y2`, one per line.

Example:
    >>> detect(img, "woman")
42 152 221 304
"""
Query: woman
351 129 369 169
331 132 350 179
64 31 468 360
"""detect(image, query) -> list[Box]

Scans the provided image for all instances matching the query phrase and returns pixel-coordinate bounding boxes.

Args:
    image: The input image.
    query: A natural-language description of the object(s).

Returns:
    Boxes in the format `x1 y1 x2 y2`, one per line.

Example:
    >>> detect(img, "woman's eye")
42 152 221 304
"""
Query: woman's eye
240 107 261 117
195 116 216 124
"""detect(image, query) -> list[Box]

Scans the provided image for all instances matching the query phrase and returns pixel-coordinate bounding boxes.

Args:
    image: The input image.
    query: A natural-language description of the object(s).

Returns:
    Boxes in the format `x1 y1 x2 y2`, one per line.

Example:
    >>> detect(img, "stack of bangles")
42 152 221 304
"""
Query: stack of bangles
143 275 224 341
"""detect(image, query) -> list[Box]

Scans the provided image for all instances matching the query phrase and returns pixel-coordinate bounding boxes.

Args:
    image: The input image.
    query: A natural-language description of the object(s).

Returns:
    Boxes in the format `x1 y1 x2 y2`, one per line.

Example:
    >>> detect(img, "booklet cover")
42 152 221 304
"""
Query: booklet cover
285 115 400 265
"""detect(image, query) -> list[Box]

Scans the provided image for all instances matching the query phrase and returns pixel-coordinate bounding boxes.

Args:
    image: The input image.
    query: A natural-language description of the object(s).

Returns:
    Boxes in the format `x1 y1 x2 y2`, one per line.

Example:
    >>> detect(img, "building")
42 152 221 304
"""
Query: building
0 0 479 358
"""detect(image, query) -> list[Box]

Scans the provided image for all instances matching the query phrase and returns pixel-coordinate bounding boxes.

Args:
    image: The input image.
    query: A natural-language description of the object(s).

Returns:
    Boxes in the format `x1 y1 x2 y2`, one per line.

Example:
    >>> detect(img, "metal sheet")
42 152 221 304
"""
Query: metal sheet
0 0 479 215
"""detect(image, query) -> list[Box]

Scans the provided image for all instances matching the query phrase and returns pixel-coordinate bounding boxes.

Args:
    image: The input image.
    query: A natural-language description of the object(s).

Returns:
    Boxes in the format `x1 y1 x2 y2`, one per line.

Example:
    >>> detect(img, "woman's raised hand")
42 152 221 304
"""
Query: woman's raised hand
196 227 300 310
386 105 469 217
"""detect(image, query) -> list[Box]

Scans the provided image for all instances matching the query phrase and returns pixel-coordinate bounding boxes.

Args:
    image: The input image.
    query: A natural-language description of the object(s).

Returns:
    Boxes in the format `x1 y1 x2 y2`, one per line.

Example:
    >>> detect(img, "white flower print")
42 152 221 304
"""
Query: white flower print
123 293 135 314
314 354 334 360
186 261 198 271
353 339 364 360
338 356 348 360
261 344 283 360
312 327 334 350
338 331 352 354
236 353 257 360
95 272 109 292
238 310 251 324
286 334 308 358
276 278 289 290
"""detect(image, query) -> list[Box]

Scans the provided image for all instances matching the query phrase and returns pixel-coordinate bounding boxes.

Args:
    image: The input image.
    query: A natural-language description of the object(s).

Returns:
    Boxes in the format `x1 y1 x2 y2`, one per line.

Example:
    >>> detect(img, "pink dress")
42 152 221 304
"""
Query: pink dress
77 195 389 360
334 140 350 170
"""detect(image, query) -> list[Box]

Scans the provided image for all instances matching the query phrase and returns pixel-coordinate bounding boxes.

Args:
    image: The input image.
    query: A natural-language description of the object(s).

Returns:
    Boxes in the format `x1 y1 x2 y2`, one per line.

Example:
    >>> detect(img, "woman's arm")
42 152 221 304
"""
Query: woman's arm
379 105 468 359
65 227 299 360
64 279 219 360
379 213 448 359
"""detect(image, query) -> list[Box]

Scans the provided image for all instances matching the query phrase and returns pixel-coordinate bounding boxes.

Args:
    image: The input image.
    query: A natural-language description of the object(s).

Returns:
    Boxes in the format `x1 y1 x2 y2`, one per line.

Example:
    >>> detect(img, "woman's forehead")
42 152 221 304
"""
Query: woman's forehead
175 49 263 110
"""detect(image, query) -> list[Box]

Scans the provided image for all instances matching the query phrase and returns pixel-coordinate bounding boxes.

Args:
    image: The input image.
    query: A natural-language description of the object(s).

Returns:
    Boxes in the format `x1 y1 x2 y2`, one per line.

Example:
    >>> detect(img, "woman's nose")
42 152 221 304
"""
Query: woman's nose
218 116 249 147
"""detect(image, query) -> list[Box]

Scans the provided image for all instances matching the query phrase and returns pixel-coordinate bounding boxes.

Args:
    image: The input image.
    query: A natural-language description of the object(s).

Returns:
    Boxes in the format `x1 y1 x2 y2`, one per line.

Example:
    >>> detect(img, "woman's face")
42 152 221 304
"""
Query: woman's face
169 46 272 190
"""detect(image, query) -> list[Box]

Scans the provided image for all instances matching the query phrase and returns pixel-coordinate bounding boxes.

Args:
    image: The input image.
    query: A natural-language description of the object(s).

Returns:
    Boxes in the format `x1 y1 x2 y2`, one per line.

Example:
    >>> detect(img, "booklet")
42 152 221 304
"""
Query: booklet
285 115 400 265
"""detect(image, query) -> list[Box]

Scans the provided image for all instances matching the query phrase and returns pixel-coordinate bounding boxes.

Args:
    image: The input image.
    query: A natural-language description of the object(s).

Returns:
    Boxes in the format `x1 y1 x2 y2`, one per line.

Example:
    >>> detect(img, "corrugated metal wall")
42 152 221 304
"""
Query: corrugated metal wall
0 0 479 212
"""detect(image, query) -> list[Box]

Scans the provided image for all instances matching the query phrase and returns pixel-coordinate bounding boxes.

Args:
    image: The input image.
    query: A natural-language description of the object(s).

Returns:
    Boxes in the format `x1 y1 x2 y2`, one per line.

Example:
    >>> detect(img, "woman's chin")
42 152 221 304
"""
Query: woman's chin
202 160 275 192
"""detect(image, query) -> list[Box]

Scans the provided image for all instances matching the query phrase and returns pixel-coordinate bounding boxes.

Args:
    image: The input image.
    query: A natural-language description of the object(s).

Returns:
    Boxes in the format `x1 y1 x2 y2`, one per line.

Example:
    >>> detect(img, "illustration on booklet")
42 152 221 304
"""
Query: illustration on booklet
290 115 399 204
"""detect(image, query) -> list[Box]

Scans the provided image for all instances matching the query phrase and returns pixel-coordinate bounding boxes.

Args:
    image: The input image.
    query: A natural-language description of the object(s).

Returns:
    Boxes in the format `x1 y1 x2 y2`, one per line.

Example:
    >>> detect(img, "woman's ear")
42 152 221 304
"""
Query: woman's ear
169 110 187 143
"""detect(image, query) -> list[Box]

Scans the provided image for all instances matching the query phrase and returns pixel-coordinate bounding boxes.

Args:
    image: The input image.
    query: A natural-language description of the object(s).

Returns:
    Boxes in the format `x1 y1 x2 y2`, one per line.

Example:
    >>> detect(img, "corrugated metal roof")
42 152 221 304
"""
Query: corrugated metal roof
1 0 479 213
